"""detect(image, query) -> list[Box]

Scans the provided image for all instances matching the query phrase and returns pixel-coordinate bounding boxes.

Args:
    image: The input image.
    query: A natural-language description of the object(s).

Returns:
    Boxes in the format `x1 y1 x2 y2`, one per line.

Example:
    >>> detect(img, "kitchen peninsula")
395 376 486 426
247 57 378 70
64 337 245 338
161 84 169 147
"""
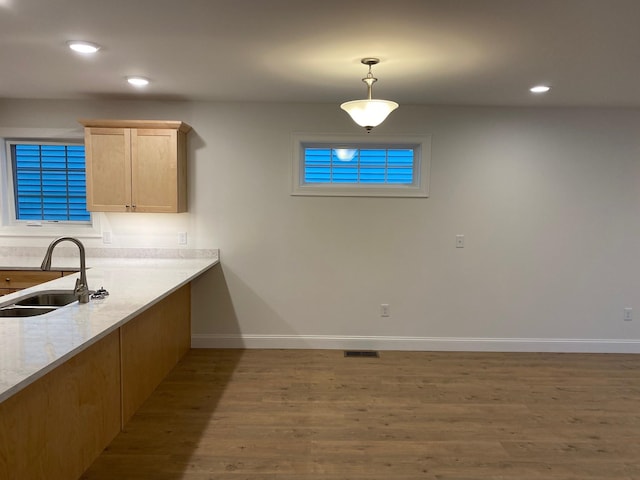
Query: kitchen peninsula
0 248 218 480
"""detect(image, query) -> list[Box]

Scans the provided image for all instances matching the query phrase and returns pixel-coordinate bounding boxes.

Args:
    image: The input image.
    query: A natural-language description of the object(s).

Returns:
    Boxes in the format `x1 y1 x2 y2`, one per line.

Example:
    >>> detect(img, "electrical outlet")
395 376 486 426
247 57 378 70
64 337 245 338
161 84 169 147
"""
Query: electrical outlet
456 234 465 248
624 308 633 321
102 231 112 244
380 304 390 317
178 232 187 245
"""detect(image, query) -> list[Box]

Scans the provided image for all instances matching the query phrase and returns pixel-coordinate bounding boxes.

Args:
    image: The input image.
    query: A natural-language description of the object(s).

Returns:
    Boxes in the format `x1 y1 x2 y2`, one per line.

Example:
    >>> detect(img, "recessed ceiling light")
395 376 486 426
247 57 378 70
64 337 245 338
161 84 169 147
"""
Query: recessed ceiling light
530 85 551 93
67 41 100 54
126 76 150 87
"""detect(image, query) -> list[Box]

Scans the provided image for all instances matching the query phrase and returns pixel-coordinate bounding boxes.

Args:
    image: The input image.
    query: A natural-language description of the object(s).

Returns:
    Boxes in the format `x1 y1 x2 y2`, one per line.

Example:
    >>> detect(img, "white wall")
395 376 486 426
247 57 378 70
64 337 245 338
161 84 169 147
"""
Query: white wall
1 99 639 351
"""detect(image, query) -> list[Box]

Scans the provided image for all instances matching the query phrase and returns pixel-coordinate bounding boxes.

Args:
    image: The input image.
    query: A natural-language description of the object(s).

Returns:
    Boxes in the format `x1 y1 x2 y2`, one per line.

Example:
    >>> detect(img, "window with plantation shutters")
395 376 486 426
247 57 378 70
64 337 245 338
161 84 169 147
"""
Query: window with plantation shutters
291 133 431 197
9 142 90 222
303 147 415 185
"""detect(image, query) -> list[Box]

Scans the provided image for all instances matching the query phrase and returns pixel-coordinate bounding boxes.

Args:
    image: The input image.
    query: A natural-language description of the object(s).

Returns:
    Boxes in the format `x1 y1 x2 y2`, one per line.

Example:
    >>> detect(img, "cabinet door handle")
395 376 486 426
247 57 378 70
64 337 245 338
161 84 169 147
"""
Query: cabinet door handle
5 278 10 282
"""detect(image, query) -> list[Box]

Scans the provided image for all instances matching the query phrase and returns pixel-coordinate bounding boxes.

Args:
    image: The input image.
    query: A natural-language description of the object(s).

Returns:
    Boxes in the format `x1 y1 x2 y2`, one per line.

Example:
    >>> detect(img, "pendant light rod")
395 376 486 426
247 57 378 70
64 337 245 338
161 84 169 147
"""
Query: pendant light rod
362 58 379 100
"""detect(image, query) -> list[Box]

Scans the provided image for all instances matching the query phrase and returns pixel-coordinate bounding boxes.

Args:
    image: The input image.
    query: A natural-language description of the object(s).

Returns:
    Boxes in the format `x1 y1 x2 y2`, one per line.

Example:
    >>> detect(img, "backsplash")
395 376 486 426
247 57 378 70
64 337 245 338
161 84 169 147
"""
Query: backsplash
0 246 219 260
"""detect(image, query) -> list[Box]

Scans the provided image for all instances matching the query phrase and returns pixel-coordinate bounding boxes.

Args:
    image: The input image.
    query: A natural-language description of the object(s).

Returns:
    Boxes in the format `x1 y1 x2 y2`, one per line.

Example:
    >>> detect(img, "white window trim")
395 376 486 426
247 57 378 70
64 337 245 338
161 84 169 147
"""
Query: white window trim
291 133 431 197
0 128 101 239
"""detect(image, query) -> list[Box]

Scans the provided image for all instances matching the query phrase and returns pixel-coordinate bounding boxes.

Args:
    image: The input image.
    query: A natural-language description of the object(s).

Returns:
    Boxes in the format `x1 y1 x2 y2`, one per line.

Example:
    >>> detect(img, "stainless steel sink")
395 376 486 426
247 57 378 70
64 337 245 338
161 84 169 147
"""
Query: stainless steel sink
0 290 77 317
15 291 78 307
0 306 58 317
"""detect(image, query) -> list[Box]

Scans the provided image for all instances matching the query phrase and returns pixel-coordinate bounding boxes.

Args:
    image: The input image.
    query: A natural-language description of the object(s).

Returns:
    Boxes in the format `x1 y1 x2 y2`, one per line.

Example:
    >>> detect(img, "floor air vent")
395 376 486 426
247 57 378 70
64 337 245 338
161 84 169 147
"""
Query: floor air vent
344 350 379 358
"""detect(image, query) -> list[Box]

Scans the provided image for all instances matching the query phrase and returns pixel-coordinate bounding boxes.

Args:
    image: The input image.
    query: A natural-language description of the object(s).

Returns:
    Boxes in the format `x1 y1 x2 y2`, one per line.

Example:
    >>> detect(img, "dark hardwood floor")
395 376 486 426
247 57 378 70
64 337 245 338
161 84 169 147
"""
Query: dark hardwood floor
81 349 640 479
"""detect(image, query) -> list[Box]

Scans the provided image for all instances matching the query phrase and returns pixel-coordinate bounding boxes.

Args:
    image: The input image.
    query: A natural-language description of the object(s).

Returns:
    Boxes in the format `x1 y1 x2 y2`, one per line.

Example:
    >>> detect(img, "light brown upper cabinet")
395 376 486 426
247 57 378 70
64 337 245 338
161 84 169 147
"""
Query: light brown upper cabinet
79 120 192 213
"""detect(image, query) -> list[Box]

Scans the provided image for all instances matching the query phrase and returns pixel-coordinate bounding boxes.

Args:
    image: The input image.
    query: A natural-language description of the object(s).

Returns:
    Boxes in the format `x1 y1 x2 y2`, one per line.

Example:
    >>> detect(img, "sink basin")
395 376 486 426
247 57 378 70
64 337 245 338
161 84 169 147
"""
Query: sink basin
15 291 78 307
0 290 77 317
0 306 57 317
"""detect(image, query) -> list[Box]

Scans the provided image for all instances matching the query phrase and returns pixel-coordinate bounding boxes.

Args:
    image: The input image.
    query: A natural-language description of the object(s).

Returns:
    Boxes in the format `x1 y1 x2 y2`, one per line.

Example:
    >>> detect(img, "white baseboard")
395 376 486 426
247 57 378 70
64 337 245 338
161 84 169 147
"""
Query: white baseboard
191 334 640 353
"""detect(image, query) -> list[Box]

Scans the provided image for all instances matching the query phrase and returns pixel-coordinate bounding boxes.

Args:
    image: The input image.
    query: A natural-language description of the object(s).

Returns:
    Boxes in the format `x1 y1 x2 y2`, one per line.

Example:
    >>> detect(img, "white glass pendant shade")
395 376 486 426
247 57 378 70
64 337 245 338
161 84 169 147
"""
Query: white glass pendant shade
340 99 399 130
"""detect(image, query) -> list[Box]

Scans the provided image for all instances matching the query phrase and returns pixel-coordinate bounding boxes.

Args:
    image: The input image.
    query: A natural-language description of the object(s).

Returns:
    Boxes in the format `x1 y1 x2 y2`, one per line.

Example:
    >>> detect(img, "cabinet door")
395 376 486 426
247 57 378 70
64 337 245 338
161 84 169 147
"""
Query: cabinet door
120 284 190 425
131 128 184 213
85 127 132 212
0 330 121 480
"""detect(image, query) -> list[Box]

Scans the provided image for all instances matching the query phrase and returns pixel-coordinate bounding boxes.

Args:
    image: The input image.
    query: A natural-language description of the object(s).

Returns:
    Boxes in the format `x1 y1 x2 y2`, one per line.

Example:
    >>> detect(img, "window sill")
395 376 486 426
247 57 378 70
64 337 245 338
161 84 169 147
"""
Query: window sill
291 184 429 197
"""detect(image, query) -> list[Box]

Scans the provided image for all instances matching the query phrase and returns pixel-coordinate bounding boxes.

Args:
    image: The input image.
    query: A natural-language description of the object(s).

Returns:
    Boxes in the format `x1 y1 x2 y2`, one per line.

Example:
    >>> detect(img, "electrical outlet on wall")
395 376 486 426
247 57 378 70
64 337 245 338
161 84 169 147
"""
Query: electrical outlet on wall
178 232 188 245
624 308 633 321
102 231 112 244
380 304 390 317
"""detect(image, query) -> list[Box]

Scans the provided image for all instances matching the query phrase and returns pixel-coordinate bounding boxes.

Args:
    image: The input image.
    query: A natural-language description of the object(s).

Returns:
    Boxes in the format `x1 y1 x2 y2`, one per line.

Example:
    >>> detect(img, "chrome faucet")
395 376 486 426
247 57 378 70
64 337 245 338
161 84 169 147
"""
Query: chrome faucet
41 237 91 303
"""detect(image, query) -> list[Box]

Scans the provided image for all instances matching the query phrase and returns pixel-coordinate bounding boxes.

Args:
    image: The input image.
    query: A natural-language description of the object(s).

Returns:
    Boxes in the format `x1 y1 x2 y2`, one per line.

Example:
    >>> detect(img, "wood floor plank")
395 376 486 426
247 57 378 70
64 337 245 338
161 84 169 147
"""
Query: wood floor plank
81 349 640 479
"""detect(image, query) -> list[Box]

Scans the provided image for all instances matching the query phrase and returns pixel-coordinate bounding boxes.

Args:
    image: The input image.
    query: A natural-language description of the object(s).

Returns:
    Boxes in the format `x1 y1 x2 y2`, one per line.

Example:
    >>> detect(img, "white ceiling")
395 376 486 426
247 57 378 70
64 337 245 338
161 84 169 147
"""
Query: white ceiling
1 0 639 107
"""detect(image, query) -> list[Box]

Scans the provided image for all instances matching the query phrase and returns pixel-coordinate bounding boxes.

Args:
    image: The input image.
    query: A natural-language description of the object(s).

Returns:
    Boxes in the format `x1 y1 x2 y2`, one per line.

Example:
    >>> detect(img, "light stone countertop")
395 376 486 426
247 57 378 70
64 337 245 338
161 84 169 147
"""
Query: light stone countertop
0 250 219 403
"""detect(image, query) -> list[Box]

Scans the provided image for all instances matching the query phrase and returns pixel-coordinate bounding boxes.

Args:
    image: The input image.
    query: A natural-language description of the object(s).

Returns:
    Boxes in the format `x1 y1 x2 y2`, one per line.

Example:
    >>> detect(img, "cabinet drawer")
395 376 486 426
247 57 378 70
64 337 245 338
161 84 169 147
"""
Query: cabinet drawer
0 270 63 289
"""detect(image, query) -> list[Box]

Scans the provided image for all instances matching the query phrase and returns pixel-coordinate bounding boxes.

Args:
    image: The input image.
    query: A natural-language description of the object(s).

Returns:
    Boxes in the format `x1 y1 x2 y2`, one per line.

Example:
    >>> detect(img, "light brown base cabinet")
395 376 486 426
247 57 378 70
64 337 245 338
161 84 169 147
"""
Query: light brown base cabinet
0 284 191 480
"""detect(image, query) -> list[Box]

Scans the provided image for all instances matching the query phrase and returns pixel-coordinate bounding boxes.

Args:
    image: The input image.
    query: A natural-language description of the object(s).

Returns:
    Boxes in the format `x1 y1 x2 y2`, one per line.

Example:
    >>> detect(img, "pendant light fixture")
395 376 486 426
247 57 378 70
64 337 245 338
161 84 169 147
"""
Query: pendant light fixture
340 58 399 132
